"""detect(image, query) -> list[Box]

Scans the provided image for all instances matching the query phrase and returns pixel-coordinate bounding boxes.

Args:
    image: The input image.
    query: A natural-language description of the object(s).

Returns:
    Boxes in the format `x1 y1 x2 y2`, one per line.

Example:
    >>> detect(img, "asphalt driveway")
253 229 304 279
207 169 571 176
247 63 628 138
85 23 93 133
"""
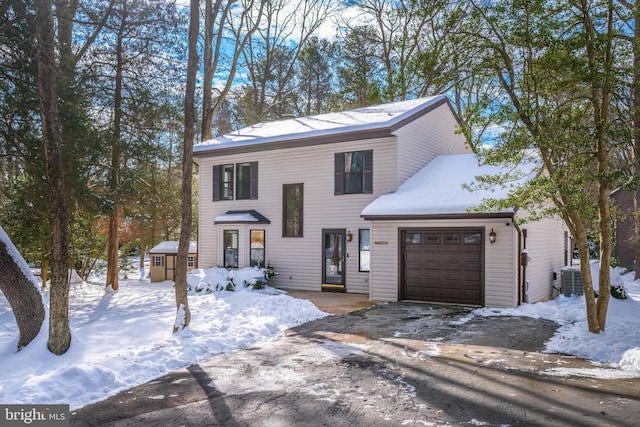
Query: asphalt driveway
71 302 640 426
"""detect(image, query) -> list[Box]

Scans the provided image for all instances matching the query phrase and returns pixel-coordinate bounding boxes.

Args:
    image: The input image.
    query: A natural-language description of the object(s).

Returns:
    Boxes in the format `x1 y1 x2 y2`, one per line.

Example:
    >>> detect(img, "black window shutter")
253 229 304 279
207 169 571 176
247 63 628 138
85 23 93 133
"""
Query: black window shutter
250 161 258 199
212 165 221 201
235 163 240 198
363 150 373 194
334 153 344 195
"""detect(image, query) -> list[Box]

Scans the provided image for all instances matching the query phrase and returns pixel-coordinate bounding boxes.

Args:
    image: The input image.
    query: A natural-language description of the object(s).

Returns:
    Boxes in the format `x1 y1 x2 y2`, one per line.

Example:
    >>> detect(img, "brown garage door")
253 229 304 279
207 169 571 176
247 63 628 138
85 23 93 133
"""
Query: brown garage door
401 228 484 305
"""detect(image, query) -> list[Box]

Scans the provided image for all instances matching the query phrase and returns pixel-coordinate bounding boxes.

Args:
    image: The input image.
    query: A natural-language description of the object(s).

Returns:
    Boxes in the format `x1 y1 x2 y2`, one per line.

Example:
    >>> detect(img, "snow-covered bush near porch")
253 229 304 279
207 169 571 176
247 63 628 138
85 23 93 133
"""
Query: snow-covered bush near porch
187 266 276 294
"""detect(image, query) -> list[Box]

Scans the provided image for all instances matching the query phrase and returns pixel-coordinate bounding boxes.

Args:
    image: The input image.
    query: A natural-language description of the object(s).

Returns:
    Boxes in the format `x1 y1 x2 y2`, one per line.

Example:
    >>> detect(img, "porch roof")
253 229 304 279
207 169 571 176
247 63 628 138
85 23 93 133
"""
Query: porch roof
214 210 271 224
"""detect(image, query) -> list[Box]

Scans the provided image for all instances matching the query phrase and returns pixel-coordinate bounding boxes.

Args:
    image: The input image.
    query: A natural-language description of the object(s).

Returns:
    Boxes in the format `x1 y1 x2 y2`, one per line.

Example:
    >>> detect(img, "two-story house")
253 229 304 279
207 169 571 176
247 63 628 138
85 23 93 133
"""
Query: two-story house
193 95 568 308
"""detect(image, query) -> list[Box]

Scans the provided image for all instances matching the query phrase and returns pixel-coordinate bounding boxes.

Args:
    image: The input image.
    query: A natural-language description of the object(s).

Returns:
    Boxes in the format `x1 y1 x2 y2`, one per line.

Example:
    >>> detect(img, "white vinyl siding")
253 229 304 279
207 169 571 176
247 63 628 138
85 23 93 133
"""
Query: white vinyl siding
483 221 518 308
516 212 566 304
198 137 398 294
395 103 471 187
369 222 399 301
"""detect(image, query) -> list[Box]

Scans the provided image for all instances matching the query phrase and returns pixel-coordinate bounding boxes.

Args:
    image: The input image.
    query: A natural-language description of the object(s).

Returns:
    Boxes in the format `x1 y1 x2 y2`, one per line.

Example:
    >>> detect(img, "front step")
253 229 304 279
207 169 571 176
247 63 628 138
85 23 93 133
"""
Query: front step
321 283 346 293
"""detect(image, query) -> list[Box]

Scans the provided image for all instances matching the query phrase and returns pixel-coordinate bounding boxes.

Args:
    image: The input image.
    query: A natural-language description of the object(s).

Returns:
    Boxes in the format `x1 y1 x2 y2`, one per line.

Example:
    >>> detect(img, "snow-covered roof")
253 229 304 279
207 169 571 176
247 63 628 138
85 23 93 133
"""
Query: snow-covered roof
194 96 448 156
149 241 197 254
214 210 271 224
361 153 538 217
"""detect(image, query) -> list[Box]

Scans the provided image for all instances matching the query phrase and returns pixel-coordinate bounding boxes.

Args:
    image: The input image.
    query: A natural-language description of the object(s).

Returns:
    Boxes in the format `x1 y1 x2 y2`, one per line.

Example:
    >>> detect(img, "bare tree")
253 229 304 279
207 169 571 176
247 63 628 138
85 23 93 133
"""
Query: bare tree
341 0 462 101
201 0 266 141
174 0 199 332
35 0 72 354
237 0 333 123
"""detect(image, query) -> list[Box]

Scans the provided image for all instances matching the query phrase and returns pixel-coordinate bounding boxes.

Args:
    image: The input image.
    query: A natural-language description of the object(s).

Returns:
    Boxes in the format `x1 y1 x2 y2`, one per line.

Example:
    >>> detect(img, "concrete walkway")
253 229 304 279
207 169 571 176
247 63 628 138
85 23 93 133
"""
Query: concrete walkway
286 290 379 315
71 295 640 426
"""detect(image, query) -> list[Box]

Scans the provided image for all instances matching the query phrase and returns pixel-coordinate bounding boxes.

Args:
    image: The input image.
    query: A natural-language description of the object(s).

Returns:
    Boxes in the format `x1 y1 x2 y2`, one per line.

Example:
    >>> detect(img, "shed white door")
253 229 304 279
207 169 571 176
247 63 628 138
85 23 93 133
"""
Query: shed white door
401 228 484 305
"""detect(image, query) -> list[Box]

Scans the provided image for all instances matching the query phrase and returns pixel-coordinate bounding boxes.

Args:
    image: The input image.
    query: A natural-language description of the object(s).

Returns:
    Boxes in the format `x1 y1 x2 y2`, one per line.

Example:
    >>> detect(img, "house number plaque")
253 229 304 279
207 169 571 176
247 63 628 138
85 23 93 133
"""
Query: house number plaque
374 241 389 245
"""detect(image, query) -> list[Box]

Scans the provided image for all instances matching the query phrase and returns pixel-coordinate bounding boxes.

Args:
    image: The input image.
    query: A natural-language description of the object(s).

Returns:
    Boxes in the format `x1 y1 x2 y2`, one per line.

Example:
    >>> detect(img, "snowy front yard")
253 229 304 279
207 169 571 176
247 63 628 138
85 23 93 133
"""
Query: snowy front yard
0 261 639 410
0 264 327 409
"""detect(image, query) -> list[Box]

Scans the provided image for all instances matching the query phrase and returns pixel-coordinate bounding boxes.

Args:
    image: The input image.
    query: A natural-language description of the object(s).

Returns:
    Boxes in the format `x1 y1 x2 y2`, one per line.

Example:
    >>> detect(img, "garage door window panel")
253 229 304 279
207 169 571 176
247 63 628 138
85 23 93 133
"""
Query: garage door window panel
424 233 440 244
464 232 482 244
405 233 421 244
444 233 460 244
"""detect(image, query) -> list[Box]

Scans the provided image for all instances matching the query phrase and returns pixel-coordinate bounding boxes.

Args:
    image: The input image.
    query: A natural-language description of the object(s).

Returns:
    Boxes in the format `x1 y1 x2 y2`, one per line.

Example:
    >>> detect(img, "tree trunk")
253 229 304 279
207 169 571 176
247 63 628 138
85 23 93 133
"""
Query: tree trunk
574 230 601 333
106 206 120 290
174 0 199 332
35 0 72 355
201 0 214 141
633 0 640 280
593 0 613 332
106 9 126 291
139 247 145 271
0 234 45 350
41 257 49 288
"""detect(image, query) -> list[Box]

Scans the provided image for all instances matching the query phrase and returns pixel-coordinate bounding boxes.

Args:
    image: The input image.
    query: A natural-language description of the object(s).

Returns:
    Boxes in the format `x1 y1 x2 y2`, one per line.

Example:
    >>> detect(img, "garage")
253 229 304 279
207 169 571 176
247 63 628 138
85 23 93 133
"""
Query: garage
401 228 484 305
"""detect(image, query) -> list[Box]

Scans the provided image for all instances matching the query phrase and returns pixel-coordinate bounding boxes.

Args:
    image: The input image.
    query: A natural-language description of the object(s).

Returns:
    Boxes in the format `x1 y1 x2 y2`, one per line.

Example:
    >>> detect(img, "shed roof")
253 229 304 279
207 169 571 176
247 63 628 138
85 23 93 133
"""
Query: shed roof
149 241 197 254
193 96 449 157
361 153 538 219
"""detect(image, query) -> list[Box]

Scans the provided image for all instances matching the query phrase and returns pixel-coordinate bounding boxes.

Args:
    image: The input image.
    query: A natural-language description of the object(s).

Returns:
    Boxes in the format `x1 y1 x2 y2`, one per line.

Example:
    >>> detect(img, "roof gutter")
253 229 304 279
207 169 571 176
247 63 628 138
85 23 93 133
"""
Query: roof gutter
360 212 515 221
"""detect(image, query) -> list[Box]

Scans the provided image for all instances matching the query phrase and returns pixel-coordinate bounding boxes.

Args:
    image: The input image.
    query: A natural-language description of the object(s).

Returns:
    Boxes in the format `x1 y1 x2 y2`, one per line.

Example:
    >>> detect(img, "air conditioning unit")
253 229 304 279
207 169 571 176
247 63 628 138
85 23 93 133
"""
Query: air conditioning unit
561 269 583 296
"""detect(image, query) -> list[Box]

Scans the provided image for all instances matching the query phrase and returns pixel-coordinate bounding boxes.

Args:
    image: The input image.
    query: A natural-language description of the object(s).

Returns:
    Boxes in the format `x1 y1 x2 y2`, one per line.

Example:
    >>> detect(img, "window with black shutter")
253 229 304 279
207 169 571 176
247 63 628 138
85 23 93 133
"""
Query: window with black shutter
213 164 234 201
237 161 258 200
334 150 373 195
213 162 257 201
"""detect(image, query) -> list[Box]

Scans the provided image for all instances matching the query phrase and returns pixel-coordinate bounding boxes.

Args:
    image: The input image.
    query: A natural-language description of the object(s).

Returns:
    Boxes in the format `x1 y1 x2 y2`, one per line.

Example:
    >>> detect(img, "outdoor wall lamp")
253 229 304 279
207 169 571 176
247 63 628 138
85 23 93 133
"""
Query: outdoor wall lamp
346 230 353 242
489 229 497 245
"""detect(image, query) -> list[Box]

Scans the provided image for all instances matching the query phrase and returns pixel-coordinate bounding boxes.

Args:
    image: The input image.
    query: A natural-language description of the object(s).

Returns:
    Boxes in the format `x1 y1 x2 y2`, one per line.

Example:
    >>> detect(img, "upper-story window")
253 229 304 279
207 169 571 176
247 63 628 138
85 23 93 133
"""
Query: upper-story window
236 162 257 200
220 164 234 200
334 150 373 195
213 162 258 201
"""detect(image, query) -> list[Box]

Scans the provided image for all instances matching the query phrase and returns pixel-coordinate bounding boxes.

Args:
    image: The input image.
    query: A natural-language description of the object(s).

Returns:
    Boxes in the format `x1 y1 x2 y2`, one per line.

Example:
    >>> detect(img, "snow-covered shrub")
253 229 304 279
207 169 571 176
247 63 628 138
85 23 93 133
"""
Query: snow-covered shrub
611 283 628 300
187 266 277 295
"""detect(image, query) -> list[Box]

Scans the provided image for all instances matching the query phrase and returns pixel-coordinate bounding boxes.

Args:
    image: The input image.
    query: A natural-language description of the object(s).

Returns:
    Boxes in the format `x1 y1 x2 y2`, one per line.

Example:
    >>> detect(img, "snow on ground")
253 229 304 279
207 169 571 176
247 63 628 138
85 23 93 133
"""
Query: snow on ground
0 260 639 410
471 263 640 378
0 263 327 410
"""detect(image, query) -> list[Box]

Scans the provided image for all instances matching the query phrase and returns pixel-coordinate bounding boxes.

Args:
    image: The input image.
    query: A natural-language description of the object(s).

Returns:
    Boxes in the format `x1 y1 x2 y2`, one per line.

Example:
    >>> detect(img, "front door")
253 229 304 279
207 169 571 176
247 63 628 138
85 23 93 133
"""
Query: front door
322 229 346 286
